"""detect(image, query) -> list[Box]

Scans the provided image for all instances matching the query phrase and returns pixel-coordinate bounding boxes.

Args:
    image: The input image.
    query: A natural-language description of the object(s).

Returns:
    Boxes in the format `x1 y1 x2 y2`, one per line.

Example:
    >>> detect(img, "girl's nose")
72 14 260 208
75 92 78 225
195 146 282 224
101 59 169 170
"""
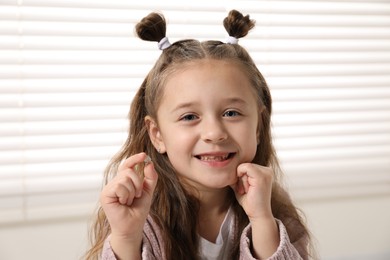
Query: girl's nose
201 118 228 143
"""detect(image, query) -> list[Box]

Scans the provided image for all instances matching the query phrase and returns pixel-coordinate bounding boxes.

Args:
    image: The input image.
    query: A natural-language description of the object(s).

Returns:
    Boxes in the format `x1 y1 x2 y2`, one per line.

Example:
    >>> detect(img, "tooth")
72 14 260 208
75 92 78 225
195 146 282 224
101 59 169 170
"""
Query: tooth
200 155 228 161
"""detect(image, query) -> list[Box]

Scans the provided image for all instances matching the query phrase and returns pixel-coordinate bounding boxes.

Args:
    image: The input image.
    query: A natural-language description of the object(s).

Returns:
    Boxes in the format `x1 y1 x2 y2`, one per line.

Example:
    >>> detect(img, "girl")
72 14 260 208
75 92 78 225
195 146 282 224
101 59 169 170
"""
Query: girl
86 10 313 260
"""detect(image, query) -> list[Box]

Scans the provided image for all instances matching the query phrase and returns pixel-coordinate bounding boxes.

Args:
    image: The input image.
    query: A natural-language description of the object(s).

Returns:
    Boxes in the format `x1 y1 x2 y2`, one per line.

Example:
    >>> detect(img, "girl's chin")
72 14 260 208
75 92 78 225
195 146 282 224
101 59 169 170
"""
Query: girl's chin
206 177 239 190
184 179 237 191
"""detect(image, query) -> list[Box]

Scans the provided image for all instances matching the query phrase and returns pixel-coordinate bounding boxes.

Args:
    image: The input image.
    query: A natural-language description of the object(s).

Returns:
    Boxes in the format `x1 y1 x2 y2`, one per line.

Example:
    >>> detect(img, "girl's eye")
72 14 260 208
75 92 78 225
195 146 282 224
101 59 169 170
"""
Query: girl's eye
223 110 240 117
181 114 198 121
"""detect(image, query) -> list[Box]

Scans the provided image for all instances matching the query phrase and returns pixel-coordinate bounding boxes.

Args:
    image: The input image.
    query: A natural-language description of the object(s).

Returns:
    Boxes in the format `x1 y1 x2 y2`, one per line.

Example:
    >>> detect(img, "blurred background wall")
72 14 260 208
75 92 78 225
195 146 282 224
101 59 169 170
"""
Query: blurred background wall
1 1 389 259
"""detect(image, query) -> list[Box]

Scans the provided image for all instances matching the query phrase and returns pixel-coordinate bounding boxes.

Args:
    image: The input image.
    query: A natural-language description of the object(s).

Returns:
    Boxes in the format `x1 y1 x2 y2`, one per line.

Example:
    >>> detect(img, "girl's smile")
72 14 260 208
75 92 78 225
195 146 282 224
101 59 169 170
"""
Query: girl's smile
194 151 236 168
147 58 260 189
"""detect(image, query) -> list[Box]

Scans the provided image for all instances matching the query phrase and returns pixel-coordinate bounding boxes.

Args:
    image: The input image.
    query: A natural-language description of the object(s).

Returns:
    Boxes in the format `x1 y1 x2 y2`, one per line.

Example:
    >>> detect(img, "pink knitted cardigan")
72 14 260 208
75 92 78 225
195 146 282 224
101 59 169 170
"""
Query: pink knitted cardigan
101 215 307 260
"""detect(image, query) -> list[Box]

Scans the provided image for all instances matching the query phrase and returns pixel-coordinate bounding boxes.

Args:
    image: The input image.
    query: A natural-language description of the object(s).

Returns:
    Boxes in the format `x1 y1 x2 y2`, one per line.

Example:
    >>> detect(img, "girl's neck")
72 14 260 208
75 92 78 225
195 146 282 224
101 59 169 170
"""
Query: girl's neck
197 187 231 213
196 187 231 243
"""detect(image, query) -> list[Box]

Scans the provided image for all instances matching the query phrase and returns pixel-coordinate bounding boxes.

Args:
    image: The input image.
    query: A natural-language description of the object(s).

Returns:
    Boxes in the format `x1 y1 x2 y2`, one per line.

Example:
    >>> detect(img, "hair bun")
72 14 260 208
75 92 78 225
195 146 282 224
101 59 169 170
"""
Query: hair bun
135 12 167 42
223 10 255 39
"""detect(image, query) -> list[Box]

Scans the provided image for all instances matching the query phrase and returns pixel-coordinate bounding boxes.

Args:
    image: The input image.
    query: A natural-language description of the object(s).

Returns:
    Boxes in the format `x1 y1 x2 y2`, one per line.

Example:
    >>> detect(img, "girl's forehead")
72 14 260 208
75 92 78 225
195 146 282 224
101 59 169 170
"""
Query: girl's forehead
161 61 257 103
153 58 261 111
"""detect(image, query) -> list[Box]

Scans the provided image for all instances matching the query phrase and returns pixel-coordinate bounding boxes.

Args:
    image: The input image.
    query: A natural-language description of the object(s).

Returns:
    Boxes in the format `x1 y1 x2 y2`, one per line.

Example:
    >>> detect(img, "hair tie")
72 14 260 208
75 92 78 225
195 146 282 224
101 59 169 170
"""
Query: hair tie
158 37 171 50
226 36 239 44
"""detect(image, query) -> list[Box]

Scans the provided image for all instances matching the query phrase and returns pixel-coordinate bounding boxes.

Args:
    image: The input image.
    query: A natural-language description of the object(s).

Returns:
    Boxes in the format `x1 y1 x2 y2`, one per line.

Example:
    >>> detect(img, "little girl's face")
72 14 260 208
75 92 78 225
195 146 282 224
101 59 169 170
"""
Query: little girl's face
151 59 260 190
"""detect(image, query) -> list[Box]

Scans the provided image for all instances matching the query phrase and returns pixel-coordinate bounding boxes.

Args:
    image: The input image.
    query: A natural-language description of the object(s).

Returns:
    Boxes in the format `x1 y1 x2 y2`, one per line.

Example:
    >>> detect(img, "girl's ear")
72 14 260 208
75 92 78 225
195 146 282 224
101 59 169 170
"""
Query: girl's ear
145 116 166 153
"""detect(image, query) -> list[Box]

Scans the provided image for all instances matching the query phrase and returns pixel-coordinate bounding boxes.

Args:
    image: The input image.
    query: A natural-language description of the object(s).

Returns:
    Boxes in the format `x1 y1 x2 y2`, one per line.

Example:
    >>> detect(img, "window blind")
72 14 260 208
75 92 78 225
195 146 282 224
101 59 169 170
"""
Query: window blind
1 0 389 224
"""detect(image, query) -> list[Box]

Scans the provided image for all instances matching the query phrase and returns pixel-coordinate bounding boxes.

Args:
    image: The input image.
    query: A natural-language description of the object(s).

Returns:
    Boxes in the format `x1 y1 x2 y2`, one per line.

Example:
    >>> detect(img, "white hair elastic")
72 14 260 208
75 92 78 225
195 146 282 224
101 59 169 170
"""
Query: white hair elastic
226 35 239 44
158 36 171 50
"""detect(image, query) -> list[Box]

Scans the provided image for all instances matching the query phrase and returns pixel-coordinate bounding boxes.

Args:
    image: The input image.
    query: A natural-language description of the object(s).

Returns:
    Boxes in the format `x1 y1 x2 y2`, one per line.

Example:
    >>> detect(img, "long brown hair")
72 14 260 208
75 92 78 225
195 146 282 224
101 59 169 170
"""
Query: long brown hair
85 10 312 260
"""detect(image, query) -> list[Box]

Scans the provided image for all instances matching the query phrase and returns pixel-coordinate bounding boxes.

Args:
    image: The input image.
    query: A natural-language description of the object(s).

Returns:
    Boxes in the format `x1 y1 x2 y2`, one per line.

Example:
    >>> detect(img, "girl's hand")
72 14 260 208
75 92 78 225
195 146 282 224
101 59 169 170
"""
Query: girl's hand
230 163 279 259
230 163 274 220
100 152 158 259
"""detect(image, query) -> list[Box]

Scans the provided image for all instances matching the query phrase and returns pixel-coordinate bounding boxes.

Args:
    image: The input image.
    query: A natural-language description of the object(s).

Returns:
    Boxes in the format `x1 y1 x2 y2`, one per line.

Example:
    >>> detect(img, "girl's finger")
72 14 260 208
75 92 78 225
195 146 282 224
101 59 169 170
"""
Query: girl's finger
240 173 249 193
143 162 158 195
237 163 257 177
119 152 148 171
112 182 134 205
118 169 144 198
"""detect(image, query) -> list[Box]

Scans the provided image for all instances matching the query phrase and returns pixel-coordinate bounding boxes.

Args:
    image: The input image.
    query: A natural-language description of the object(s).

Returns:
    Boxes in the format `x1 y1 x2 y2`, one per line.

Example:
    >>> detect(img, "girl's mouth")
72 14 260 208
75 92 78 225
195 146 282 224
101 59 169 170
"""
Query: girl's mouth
195 153 235 162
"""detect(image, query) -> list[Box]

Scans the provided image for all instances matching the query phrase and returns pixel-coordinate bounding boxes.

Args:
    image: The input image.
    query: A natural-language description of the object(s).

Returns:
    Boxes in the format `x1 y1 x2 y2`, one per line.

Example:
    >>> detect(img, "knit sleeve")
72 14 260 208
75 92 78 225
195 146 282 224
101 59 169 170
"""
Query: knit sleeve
100 236 158 260
239 219 306 260
101 216 164 260
101 236 117 260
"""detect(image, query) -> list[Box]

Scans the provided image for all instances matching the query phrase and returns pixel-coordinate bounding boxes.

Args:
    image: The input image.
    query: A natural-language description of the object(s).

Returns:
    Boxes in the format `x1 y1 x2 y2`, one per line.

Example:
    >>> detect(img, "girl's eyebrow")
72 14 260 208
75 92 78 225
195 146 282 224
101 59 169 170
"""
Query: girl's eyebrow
225 97 248 105
170 98 248 113
170 102 198 113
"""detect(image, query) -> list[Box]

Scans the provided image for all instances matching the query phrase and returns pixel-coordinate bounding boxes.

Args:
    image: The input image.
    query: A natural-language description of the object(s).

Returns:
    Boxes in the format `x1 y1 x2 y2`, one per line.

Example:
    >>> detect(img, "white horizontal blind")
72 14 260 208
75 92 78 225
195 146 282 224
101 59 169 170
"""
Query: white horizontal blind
1 0 389 224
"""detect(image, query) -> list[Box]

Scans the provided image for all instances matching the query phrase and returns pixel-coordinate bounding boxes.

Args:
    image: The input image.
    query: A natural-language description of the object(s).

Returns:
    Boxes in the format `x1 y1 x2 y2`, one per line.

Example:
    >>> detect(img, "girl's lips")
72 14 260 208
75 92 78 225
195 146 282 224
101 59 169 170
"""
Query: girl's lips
195 153 235 163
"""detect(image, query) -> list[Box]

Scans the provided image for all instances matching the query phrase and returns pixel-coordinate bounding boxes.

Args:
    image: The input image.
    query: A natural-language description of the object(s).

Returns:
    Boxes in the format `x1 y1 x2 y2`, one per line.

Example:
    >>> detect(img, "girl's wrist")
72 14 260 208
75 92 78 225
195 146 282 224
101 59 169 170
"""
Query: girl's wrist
248 209 275 224
249 216 280 259
110 234 142 260
249 214 277 229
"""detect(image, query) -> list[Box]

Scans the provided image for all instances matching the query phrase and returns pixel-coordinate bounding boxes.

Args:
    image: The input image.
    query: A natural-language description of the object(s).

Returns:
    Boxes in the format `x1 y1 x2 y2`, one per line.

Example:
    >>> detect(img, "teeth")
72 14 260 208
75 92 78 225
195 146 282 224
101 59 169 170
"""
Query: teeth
199 154 229 161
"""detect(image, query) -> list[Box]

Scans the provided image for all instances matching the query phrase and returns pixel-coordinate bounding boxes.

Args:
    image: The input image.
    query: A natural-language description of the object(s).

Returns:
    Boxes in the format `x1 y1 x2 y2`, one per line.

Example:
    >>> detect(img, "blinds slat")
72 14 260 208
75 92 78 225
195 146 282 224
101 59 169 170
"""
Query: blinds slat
237 1 390 15
0 50 159 64
0 119 127 136
246 39 390 51
0 146 119 165
0 180 24 196
0 65 152 78
274 133 390 150
20 0 224 11
0 6 18 20
272 110 390 126
18 7 224 24
292 172 390 188
12 0 390 15
253 52 390 64
282 157 390 176
267 75 390 89
0 78 144 93
0 133 126 150
25 175 101 194
278 145 390 162
250 26 390 39
274 99 390 113
0 160 108 178
0 197 24 224
0 106 128 122
0 92 133 107
273 121 390 138
292 184 390 202
0 21 18 34
0 36 150 50
272 87 390 101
